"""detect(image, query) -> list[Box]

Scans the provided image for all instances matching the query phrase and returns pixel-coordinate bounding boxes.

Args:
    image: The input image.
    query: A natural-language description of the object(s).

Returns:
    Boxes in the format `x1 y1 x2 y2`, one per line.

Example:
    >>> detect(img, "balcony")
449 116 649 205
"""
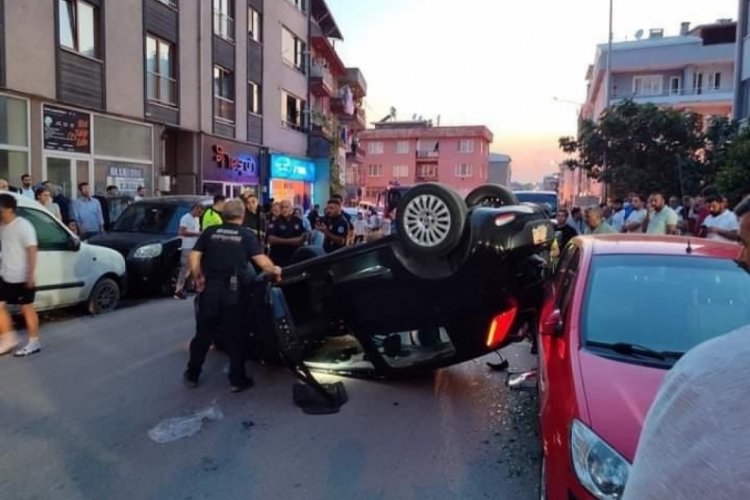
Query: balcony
416 174 439 182
331 98 366 130
613 86 734 107
346 142 365 164
416 165 439 183
416 150 440 160
341 68 368 98
310 109 336 140
311 63 336 97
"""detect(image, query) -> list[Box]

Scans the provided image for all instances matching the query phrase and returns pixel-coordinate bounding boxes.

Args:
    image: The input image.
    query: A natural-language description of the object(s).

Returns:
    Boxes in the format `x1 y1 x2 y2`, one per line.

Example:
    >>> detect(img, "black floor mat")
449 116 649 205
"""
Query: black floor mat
292 382 348 415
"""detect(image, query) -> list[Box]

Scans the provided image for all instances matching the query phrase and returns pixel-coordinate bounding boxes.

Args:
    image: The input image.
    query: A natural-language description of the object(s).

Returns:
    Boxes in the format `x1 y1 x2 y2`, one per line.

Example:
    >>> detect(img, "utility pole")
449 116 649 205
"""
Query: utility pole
602 0 614 202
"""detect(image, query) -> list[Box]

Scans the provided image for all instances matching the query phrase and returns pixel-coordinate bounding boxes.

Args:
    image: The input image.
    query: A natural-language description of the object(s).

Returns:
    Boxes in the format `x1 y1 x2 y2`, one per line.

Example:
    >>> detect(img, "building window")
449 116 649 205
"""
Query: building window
632 75 663 96
395 141 409 154
709 72 722 91
156 0 178 7
286 0 307 13
458 139 474 153
146 35 177 107
455 164 472 177
58 0 99 59
368 165 383 177
213 66 235 123
417 164 438 180
393 165 409 178
248 81 261 115
281 91 305 131
248 7 261 43
368 142 384 155
213 0 235 42
282 27 306 72
669 76 682 95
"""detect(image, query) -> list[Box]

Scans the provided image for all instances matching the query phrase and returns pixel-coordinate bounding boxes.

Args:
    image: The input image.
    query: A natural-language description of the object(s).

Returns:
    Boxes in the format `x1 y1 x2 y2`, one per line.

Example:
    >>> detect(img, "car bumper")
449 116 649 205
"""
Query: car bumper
125 259 164 289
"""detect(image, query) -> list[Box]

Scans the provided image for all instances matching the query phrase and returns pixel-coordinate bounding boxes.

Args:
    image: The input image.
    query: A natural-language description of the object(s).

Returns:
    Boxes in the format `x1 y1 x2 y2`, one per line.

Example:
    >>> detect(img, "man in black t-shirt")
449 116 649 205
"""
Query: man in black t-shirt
185 199 281 392
268 200 306 267
316 199 349 253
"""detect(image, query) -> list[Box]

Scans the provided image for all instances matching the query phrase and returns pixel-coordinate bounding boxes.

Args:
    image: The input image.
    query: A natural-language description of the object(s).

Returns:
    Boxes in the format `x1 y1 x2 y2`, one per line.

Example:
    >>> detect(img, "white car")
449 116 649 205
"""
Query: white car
5 193 126 314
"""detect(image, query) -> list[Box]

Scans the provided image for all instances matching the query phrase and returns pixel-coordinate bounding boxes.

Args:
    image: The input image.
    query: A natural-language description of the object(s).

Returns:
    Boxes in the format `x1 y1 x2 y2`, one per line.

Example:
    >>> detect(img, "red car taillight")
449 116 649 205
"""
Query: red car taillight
494 213 516 227
486 303 518 349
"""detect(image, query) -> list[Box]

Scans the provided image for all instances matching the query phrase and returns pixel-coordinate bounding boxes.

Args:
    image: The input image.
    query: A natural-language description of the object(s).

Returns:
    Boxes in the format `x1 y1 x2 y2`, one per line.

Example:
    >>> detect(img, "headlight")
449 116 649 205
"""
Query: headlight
133 243 163 259
571 419 630 499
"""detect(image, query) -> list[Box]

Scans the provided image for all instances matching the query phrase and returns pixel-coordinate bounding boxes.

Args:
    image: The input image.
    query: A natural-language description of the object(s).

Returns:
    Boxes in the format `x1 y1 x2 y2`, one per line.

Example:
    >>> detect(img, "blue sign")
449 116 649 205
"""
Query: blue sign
271 155 316 182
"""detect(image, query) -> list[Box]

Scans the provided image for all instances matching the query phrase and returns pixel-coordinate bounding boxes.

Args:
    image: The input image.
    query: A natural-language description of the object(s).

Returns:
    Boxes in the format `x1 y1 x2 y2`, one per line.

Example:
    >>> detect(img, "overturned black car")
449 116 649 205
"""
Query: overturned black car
249 183 555 395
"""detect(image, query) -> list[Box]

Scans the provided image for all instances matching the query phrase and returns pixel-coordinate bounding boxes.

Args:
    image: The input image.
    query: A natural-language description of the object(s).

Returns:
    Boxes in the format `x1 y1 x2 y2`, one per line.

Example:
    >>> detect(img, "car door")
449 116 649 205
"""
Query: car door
17 207 86 310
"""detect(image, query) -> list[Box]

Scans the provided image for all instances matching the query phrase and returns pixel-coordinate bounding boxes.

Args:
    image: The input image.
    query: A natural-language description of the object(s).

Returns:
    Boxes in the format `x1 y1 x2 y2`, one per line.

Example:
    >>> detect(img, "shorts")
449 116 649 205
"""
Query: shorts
0 279 36 305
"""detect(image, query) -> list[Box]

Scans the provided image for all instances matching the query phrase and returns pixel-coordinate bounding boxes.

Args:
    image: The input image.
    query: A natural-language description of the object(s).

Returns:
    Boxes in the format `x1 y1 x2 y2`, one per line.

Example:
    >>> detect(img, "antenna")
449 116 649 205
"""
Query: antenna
686 240 693 255
635 29 644 40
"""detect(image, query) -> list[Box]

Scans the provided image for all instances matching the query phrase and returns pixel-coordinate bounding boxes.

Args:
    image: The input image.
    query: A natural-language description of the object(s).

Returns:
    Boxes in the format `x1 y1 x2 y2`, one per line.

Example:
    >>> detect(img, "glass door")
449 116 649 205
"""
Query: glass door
46 157 75 198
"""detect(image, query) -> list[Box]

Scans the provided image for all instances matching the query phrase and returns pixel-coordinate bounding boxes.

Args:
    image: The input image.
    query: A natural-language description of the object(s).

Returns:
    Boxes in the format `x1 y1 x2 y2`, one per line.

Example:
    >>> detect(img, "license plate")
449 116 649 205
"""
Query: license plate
532 225 548 244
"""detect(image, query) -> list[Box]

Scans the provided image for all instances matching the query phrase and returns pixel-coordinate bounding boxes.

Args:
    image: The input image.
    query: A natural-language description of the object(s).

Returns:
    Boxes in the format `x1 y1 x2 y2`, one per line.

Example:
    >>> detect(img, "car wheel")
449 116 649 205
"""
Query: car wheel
88 278 121 315
396 183 467 257
465 184 518 208
161 264 180 296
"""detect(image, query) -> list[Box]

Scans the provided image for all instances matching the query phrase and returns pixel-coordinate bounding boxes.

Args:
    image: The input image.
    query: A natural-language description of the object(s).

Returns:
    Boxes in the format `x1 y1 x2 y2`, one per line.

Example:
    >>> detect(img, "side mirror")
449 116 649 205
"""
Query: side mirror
541 309 563 337
69 237 81 252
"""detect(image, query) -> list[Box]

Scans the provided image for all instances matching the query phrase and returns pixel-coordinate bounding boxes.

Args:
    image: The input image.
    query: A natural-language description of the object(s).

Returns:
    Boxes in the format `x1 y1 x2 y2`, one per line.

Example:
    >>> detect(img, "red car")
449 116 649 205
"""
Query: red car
538 235 750 499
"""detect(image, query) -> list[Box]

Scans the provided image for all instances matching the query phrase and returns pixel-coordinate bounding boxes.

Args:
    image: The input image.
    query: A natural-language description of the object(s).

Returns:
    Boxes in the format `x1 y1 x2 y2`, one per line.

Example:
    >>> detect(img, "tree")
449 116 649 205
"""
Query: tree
560 100 705 199
716 127 750 206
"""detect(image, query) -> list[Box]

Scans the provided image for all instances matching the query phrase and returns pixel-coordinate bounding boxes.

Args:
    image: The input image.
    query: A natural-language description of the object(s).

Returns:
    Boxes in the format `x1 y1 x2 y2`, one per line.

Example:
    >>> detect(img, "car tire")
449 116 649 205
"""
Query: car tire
161 264 180 297
465 184 518 208
87 278 121 315
396 183 467 257
290 245 326 265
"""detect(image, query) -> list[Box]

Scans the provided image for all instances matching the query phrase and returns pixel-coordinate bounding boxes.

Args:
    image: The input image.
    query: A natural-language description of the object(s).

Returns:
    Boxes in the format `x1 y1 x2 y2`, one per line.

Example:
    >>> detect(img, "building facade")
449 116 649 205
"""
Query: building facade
734 1 750 120
0 0 360 208
356 121 493 202
488 153 512 186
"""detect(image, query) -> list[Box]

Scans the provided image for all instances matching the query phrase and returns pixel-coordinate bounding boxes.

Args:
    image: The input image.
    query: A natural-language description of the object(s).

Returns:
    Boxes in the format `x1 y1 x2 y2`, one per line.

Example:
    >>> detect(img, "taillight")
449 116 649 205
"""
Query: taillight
486 304 518 349
494 214 516 227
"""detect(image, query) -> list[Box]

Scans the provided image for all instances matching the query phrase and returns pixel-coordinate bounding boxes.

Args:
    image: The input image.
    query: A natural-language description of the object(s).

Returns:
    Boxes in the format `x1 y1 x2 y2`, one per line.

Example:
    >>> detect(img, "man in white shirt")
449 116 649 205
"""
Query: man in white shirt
702 195 740 243
623 325 750 499
0 194 41 356
174 203 203 299
610 198 626 232
623 195 648 233
353 212 368 244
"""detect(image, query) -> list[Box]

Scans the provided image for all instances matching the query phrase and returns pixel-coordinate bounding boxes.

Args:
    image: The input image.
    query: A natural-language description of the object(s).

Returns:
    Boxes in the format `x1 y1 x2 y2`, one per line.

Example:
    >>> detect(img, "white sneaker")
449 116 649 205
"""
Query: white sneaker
0 331 20 355
14 340 41 357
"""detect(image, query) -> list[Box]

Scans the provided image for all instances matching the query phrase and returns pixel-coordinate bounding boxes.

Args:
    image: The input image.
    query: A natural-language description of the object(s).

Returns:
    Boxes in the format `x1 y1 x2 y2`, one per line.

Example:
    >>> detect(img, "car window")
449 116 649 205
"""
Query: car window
167 206 191 234
582 255 750 355
112 204 177 234
553 243 577 290
514 193 558 217
17 208 71 251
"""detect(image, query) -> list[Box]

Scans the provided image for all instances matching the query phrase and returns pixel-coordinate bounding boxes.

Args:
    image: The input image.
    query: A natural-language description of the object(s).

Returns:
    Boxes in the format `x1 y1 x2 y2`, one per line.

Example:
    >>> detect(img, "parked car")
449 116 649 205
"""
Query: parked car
88 196 211 295
538 235 750 499
252 183 555 378
6 193 126 314
514 190 558 221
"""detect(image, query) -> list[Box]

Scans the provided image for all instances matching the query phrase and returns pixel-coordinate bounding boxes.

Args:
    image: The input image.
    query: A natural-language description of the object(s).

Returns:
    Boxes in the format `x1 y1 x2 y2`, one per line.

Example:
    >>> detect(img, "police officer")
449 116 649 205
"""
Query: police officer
184 199 281 392
201 194 225 230
267 200 306 267
316 199 349 253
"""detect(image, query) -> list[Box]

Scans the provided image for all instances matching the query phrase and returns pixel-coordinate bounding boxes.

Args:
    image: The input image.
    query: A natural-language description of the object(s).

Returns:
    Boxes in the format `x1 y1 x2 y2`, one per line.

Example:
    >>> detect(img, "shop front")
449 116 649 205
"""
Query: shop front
201 136 260 199
269 154 316 209
41 104 154 200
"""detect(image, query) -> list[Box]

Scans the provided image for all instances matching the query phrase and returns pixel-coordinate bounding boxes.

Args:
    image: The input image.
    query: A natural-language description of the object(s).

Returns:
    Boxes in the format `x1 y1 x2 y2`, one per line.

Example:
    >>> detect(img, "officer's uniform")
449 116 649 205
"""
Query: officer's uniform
323 214 349 253
201 207 223 230
186 223 263 388
268 215 305 267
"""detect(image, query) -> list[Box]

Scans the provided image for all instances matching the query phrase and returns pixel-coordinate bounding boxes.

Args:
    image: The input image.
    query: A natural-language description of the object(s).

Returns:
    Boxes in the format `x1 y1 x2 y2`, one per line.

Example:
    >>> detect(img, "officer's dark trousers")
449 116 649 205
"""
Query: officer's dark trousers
187 281 249 386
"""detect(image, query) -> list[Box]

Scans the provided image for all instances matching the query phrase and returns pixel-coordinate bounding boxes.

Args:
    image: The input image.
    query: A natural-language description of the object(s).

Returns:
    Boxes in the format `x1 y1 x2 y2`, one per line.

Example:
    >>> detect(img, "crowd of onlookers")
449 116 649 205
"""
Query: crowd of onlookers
554 190 747 250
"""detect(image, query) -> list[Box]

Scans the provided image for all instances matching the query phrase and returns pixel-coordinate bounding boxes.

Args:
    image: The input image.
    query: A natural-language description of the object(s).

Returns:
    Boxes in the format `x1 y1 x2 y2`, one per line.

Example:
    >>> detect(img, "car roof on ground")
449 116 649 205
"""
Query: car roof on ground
513 190 557 195
581 234 741 259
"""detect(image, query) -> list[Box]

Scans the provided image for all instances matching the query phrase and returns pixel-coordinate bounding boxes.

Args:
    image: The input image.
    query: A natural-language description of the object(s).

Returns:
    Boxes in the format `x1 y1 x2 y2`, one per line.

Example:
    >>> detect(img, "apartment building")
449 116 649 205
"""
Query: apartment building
488 153 512 186
356 120 493 202
561 19 738 206
734 1 750 121
0 0 359 208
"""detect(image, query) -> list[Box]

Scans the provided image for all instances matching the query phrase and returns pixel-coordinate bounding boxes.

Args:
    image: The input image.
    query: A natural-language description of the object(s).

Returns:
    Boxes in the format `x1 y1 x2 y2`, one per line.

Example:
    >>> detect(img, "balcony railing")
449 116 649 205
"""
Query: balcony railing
311 64 336 96
416 150 440 159
311 110 335 139
213 12 235 42
346 143 365 163
613 86 733 100
147 73 177 107
214 96 235 123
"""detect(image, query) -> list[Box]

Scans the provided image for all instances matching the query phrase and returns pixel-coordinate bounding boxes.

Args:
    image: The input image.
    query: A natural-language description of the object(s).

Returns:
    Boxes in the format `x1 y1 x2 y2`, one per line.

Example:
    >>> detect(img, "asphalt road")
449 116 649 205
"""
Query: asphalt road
0 298 541 500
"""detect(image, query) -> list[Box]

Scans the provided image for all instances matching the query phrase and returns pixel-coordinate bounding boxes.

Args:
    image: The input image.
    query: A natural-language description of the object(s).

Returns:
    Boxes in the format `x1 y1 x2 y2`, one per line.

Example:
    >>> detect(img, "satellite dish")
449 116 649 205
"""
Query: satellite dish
635 29 644 40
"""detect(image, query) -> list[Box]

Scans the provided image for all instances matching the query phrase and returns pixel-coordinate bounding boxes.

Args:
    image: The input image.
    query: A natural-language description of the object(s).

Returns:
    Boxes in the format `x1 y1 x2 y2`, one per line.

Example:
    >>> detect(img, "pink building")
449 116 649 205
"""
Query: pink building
354 121 493 202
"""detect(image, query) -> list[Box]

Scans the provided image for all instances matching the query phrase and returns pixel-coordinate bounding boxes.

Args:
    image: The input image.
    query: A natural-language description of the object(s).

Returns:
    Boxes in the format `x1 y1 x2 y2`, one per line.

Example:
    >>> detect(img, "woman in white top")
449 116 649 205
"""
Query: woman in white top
35 187 62 220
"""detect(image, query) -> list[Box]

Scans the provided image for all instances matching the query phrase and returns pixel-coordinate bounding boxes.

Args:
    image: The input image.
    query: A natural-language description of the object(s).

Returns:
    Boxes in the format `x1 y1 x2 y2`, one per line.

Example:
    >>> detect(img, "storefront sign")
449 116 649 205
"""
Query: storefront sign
270 154 316 183
43 104 91 153
202 137 260 184
106 164 145 194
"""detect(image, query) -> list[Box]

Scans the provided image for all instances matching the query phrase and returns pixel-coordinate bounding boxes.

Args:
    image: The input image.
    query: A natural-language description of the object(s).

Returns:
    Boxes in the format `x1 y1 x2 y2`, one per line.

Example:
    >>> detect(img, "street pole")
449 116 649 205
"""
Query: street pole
602 0 614 203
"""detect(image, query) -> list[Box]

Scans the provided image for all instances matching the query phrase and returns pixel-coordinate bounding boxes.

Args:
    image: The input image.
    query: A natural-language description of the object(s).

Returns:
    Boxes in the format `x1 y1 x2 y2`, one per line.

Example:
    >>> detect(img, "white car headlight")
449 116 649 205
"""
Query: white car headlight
133 243 163 259
571 419 630 499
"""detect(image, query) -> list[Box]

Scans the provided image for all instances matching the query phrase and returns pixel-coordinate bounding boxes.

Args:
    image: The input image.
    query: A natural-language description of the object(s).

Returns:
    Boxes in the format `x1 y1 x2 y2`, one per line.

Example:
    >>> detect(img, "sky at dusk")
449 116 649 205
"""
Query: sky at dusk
326 0 738 183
